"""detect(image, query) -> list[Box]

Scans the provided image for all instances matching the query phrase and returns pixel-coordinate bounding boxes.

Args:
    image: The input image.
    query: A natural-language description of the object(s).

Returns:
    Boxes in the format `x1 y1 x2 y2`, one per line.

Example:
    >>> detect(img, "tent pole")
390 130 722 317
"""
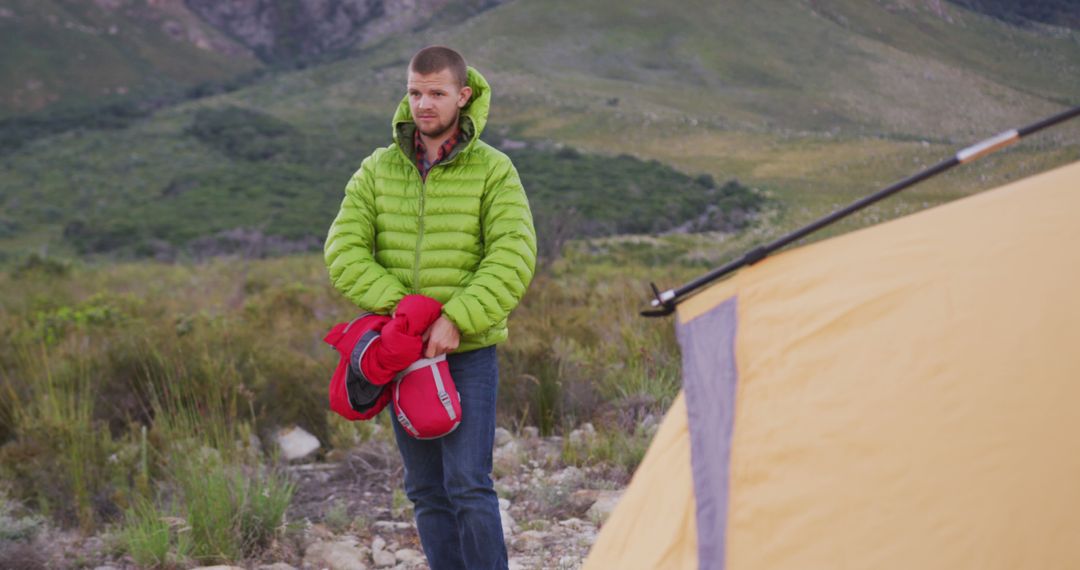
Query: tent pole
643 105 1080 317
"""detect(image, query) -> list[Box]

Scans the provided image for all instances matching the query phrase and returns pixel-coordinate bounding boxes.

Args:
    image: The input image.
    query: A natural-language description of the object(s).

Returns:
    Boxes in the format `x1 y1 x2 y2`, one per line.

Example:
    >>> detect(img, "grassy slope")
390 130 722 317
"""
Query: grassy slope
0 0 258 117
1 0 1078 259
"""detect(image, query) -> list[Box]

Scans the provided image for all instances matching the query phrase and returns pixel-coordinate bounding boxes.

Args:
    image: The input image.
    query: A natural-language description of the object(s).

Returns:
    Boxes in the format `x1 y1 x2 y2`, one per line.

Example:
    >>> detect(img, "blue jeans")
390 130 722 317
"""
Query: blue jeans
391 345 508 570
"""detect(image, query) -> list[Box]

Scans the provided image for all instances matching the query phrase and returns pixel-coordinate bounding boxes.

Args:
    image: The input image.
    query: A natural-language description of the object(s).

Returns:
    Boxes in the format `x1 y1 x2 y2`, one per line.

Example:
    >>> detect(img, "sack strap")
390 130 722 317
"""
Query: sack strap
400 354 447 375
341 312 374 335
430 361 457 421
394 379 421 438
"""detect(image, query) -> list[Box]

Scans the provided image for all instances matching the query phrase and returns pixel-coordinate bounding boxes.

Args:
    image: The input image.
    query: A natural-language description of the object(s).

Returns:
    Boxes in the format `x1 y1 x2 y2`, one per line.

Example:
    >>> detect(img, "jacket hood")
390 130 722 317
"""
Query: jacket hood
393 66 491 153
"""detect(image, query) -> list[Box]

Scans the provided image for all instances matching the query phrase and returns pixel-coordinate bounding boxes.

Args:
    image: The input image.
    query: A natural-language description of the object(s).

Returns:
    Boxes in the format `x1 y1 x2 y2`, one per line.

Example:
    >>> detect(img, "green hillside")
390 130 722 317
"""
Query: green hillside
0 0 260 118
1 0 1077 262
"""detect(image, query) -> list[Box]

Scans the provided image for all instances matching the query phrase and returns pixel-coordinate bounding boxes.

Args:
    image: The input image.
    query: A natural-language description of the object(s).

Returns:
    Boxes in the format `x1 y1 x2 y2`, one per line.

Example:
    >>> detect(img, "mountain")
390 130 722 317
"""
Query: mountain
0 0 257 117
1 0 1077 261
0 0 506 118
182 0 506 63
948 0 1080 30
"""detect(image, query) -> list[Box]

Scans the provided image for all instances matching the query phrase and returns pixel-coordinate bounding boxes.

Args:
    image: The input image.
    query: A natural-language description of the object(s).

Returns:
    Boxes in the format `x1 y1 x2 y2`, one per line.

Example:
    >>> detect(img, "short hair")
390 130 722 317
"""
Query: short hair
409 46 468 88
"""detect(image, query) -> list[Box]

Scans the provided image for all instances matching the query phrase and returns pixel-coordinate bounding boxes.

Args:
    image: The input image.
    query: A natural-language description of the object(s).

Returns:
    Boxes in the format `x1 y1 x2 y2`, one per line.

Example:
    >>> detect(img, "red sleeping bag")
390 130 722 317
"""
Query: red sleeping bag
393 354 462 439
324 295 462 438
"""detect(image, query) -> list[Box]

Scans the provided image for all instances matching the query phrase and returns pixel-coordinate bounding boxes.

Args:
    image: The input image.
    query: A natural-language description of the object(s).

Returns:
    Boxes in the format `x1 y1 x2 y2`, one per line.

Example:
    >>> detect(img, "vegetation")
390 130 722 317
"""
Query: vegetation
0 99 152 155
5 99 757 260
187 106 300 162
512 147 764 242
3 1 1076 264
0 67 276 157
0 249 701 563
0 0 257 118
1 2 1077 564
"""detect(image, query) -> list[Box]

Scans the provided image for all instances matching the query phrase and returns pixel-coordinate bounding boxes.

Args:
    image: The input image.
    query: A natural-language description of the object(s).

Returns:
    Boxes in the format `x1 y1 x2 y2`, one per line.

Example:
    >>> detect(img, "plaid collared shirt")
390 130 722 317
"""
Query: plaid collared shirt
414 127 461 181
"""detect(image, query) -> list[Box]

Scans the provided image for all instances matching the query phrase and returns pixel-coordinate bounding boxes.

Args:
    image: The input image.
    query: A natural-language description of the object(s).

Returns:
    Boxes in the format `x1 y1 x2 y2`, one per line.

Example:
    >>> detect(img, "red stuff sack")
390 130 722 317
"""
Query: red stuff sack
392 355 462 439
322 296 444 422
324 314 391 421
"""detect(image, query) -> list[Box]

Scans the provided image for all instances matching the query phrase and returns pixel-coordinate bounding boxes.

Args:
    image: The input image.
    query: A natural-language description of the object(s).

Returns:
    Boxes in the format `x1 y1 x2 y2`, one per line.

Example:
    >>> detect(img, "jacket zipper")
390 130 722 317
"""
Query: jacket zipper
399 130 466 295
413 175 425 294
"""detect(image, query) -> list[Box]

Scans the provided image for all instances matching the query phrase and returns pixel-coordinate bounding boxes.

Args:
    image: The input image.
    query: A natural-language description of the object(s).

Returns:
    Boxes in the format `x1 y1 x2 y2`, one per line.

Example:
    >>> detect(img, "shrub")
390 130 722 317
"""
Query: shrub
510 147 766 239
120 497 190 568
0 496 44 542
120 458 293 565
11 254 71 280
187 106 299 162
0 364 119 530
562 424 655 473
0 98 151 155
176 459 293 562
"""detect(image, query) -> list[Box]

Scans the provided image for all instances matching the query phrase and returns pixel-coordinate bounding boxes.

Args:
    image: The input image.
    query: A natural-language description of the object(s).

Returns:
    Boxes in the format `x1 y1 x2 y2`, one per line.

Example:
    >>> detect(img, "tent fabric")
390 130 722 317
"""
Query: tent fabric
677 297 739 570
583 160 1080 570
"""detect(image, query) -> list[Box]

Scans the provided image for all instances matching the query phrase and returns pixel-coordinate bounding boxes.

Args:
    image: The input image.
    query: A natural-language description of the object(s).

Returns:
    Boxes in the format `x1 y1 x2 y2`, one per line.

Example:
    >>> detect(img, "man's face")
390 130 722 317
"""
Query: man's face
407 68 472 139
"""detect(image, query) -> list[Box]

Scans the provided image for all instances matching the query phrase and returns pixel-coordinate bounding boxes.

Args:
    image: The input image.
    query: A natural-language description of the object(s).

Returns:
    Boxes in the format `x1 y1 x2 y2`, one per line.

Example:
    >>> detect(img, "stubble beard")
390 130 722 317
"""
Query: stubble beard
417 108 461 140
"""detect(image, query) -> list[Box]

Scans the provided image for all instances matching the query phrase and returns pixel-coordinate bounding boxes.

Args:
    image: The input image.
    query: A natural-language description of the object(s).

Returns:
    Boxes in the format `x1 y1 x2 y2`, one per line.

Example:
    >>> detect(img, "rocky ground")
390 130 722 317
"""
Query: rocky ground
2 424 629 570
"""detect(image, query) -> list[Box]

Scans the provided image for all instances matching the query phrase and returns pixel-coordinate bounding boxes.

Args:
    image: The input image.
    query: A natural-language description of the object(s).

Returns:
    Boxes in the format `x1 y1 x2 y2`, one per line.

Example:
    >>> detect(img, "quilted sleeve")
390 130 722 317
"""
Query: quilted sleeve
441 157 537 336
324 154 409 314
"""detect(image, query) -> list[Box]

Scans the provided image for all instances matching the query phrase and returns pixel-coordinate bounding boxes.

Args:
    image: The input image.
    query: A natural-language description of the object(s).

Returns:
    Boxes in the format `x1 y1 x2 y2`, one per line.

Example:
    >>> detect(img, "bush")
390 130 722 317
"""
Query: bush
0 99 152 155
120 459 293 566
0 364 119 531
0 251 699 546
510 147 766 242
174 458 293 563
120 497 190 568
11 254 71 280
562 425 655 473
0 496 44 542
187 106 300 161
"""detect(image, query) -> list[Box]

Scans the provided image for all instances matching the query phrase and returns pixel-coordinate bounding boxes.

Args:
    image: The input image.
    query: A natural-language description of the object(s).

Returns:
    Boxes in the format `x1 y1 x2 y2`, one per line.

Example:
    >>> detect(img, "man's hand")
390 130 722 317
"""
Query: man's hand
423 315 460 358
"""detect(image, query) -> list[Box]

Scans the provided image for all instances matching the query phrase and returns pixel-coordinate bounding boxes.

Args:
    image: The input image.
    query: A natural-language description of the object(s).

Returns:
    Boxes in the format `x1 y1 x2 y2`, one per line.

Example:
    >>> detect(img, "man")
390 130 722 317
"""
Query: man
324 46 536 570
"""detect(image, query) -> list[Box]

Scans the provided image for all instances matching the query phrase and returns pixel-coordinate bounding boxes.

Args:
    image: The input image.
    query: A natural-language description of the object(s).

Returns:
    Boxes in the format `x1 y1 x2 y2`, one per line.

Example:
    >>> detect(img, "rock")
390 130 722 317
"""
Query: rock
508 559 526 570
190 567 246 570
500 508 516 539
371 548 396 567
372 535 386 552
535 439 563 466
558 517 588 529
277 425 320 461
586 490 623 525
304 540 370 570
493 439 522 473
498 497 511 511
568 489 602 513
639 413 661 438
522 426 539 440
305 522 335 543
552 466 584 485
568 423 596 447
512 530 547 552
257 564 298 570
395 548 424 564
494 427 514 447
371 520 413 531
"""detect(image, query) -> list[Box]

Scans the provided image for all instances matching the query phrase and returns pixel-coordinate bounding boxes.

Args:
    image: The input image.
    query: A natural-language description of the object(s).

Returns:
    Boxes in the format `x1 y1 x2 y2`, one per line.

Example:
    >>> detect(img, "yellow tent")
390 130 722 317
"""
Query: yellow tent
583 160 1080 569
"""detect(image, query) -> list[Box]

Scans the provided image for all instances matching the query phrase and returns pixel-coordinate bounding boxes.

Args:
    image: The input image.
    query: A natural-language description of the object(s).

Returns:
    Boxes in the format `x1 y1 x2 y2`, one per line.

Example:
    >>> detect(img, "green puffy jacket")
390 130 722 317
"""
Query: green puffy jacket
324 67 537 352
